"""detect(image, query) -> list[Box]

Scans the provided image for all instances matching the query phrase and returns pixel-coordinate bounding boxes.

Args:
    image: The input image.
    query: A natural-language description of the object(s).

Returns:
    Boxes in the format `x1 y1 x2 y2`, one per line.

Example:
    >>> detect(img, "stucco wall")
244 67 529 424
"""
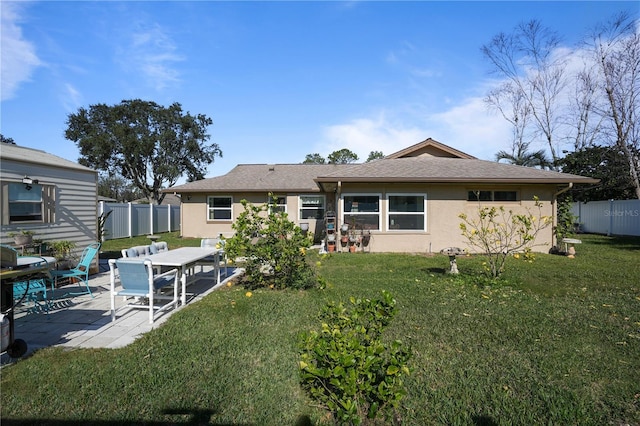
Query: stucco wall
180 183 558 254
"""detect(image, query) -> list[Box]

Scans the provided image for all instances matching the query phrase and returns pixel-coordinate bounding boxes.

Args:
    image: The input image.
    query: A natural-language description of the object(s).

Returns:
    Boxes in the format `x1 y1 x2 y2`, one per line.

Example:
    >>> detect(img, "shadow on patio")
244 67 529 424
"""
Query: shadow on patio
1 265 243 366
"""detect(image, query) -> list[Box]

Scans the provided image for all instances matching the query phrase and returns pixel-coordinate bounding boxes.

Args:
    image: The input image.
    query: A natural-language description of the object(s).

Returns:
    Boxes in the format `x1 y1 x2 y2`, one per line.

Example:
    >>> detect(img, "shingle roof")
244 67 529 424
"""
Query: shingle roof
315 157 599 184
166 164 352 193
0 143 95 173
166 157 598 194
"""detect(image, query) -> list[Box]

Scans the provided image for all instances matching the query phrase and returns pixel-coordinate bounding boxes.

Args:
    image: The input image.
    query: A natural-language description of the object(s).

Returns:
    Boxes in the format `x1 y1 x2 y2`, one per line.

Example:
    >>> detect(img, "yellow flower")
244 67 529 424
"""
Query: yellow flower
316 261 322 267
226 281 233 287
513 253 520 259
245 291 253 297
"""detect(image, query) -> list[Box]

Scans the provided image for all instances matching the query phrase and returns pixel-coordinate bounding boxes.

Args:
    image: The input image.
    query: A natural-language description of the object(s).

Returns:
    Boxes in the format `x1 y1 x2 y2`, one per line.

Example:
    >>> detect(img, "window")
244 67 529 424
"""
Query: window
388 194 427 231
342 194 380 230
8 183 44 222
207 196 232 220
299 195 325 220
268 195 287 214
468 190 518 202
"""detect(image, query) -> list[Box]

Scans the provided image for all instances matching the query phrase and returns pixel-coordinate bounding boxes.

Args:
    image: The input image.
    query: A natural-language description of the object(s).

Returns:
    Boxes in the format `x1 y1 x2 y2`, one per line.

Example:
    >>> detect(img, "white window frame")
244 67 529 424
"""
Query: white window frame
207 195 233 221
299 194 326 220
386 193 427 232
268 194 287 215
467 190 519 202
340 193 382 231
8 182 44 223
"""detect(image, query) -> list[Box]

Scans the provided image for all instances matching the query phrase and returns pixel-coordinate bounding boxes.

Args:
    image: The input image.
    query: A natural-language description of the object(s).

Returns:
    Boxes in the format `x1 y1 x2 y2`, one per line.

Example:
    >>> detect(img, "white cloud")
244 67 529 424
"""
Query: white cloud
0 3 42 101
318 97 511 162
427 97 512 160
61 83 83 112
117 22 184 91
320 112 427 160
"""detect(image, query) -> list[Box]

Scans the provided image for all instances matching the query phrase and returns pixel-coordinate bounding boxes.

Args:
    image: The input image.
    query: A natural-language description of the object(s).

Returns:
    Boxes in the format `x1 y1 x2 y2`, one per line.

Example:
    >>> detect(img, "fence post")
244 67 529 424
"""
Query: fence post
128 202 133 238
608 199 614 236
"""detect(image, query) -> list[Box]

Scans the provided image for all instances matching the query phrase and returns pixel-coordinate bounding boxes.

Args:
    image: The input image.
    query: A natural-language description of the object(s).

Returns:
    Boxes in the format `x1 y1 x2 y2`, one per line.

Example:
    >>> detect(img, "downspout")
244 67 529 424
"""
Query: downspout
552 183 573 247
336 181 342 218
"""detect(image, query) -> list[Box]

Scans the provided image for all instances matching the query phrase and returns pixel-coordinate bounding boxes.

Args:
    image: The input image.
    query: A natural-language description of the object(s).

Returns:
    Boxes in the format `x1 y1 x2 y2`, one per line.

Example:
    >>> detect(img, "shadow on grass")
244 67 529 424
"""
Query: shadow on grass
472 414 499 426
422 267 448 275
2 411 313 426
583 234 640 250
2 410 251 426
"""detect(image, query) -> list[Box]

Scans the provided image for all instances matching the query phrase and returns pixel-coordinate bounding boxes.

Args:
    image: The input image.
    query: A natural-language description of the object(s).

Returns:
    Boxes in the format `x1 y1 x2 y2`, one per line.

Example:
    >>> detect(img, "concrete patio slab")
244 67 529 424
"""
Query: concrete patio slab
1 265 243 366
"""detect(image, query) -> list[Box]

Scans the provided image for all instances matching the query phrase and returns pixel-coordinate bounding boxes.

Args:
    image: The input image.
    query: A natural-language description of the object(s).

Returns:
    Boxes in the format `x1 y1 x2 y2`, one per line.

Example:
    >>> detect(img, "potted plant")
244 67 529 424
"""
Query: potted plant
50 240 77 269
8 229 36 246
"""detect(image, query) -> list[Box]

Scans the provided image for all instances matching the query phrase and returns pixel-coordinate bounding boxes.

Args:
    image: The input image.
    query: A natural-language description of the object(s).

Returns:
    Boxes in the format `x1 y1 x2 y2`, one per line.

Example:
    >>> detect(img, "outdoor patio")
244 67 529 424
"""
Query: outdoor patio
1 262 243 366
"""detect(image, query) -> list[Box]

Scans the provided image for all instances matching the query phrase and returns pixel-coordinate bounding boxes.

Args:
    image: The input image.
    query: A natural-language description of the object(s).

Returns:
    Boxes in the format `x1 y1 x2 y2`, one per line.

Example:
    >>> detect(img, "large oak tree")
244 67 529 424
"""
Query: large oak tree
65 99 221 204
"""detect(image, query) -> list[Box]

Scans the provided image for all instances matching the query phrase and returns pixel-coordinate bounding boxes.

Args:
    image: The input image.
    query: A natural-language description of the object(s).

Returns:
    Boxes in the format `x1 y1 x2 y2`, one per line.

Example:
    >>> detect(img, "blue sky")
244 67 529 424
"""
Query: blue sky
1 1 636 180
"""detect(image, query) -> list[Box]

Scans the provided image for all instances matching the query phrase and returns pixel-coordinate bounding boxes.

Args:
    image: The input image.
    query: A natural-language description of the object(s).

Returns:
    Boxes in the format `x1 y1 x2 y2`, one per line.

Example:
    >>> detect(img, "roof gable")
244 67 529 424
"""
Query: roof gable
385 138 476 159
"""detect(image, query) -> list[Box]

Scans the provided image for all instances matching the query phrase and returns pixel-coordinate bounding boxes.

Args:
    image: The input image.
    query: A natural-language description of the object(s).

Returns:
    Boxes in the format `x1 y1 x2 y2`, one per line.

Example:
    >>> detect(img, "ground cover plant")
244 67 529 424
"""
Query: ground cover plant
1 234 639 425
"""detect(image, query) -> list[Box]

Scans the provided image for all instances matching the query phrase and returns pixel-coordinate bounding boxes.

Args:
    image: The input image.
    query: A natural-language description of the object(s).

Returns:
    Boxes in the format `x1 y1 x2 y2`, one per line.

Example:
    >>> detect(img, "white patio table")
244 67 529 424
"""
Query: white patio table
143 247 220 306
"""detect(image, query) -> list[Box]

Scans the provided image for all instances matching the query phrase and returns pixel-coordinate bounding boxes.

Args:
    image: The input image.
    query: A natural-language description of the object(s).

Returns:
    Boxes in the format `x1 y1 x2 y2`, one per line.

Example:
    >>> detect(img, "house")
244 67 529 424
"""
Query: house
165 138 598 253
0 143 99 267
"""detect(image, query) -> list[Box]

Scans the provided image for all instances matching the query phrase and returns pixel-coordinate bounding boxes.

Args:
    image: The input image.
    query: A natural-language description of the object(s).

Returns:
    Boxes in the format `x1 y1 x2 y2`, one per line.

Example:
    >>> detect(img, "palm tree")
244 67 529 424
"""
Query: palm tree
495 141 552 169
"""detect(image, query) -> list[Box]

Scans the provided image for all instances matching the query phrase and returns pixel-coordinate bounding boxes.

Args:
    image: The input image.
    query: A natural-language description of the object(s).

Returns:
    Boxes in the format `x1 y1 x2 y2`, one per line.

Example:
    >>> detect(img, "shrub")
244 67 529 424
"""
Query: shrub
298 291 411 425
459 196 552 278
224 196 318 289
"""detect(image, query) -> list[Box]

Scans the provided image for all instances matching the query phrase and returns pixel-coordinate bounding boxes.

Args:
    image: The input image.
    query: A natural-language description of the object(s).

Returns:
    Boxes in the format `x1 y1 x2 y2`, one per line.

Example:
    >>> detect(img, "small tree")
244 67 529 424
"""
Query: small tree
299 291 411 425
224 196 318 290
459 196 552 278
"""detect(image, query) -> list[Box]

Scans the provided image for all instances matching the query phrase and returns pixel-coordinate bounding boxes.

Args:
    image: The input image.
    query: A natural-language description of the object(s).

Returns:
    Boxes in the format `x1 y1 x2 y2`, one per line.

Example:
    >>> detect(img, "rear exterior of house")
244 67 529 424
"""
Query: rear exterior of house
167 139 598 254
0 143 99 267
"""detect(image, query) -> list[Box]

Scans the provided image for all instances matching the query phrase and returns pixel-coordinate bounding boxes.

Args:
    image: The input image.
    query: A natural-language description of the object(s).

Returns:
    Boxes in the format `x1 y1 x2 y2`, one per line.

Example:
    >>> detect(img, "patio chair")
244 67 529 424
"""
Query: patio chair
196 238 227 281
109 258 179 324
50 242 101 298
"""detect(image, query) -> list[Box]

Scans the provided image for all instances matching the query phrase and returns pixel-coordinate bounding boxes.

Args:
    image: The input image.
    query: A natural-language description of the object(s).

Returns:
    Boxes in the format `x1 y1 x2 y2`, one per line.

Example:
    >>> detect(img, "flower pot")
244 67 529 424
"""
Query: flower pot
340 236 349 244
13 235 33 246
327 242 336 252
349 245 357 253
341 224 349 233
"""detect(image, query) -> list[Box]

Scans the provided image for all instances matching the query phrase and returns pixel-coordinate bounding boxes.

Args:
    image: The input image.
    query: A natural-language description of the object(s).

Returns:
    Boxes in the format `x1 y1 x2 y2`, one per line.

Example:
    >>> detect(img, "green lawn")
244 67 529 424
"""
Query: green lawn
2 234 639 425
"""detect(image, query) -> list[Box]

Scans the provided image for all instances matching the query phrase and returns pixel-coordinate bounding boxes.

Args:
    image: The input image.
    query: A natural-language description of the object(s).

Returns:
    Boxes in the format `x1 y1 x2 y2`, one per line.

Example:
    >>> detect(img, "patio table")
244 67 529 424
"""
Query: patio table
143 247 220 306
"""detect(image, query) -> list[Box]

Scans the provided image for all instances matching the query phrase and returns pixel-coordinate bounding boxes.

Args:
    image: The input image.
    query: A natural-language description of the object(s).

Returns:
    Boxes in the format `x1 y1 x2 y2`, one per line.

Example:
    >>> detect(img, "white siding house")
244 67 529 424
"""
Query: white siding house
0 143 99 270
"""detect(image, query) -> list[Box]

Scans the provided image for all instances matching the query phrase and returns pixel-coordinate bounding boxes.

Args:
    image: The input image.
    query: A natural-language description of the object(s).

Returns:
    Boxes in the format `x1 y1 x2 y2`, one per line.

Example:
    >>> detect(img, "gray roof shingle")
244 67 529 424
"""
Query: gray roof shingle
167 164 352 193
167 157 598 194
315 157 599 184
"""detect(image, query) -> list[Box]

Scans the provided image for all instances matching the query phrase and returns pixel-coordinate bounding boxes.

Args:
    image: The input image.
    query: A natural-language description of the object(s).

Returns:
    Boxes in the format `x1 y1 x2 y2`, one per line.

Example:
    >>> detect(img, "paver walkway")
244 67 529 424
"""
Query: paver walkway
1 264 242 366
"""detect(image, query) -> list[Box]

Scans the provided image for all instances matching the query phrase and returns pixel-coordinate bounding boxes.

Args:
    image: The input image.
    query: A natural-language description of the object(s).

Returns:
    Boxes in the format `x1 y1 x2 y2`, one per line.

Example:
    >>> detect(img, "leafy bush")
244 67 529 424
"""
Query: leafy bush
224 196 318 289
459 196 552 278
298 291 411 425
554 196 577 245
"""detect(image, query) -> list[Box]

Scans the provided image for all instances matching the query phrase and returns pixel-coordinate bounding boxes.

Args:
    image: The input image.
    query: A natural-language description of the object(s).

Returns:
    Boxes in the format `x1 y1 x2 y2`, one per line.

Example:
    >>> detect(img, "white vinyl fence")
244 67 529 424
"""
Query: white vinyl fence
99 202 181 240
571 199 640 236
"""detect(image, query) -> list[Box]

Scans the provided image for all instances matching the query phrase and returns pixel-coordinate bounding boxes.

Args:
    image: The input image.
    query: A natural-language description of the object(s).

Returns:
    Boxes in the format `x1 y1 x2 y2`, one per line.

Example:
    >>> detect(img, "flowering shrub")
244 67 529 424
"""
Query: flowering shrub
224 196 319 290
459 196 552 278
298 291 411 425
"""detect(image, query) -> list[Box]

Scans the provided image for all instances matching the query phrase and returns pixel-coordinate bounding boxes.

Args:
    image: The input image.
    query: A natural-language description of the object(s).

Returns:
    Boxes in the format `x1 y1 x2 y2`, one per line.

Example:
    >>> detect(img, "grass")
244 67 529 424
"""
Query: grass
2 234 639 425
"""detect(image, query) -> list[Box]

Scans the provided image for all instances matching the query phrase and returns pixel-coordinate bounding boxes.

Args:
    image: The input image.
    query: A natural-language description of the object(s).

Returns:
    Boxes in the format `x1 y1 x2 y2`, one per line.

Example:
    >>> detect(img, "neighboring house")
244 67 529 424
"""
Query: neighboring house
0 143 99 266
165 138 598 253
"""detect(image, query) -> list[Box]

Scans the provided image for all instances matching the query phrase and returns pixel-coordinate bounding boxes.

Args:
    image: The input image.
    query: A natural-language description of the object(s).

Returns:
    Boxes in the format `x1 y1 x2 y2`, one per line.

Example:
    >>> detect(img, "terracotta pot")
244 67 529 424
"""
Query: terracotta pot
349 245 357 253
327 243 336 252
